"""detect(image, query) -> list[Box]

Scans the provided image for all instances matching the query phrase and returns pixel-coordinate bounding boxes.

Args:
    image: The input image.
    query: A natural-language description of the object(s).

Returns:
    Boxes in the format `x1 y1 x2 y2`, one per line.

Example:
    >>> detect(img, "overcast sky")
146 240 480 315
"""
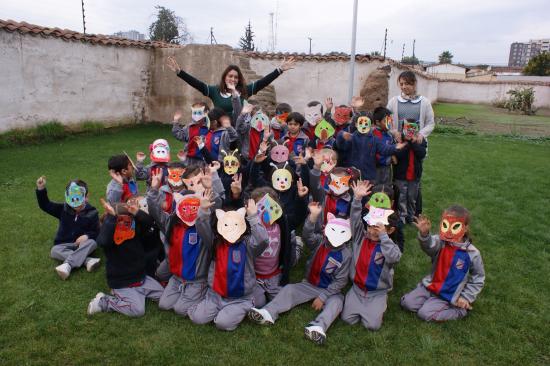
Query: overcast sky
2 0 549 65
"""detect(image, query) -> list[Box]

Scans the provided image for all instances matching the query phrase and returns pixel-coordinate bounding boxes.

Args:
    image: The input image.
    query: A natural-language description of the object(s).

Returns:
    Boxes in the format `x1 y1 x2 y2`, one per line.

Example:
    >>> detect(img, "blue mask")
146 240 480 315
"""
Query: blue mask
65 182 86 208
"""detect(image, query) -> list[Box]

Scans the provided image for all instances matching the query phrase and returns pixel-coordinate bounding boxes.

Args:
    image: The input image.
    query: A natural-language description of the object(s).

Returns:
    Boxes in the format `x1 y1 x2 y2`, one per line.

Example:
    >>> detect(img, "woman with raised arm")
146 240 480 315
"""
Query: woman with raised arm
166 55 296 119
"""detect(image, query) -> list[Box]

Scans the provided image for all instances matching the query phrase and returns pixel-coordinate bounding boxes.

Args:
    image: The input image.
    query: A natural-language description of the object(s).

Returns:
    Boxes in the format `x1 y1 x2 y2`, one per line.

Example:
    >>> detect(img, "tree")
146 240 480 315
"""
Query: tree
149 6 192 44
523 52 550 76
438 50 453 64
370 51 381 56
238 21 255 51
401 56 419 65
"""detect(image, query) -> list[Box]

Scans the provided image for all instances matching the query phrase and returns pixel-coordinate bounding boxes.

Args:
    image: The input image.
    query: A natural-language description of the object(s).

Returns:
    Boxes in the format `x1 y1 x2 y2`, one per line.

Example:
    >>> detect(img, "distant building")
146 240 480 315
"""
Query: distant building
112 30 145 41
508 39 549 67
425 63 467 80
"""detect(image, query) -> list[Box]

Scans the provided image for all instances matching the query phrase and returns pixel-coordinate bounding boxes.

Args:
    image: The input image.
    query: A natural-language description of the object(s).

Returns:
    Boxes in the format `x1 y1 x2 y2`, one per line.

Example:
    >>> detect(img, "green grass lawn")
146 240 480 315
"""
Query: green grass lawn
1 124 549 365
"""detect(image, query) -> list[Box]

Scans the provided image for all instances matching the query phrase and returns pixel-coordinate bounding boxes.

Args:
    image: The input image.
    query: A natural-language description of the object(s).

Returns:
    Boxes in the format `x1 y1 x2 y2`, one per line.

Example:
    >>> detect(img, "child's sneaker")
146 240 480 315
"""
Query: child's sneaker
304 325 326 345
55 263 72 280
248 308 274 325
87 292 105 315
85 257 101 272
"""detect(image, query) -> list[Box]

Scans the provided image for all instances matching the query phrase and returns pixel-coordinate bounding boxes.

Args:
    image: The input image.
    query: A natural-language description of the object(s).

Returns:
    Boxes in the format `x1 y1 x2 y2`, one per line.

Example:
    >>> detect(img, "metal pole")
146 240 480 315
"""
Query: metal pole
308 37 312 54
348 0 358 103
81 0 86 35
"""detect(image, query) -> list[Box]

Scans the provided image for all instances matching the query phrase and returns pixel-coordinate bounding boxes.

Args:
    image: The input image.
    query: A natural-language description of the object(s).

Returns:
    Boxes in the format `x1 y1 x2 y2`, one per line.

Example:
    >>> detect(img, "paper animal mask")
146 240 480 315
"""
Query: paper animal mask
257 194 283 226
368 192 392 209
216 208 247 243
324 213 351 247
270 141 290 163
363 207 394 226
150 139 171 163
251 111 270 132
174 193 201 226
191 106 206 122
384 115 393 131
167 167 186 190
328 174 351 195
65 182 86 208
334 106 352 125
114 215 135 245
305 104 323 126
275 112 289 123
403 120 419 139
270 162 293 191
439 214 467 243
315 119 335 140
222 149 240 175
183 174 204 194
356 116 372 134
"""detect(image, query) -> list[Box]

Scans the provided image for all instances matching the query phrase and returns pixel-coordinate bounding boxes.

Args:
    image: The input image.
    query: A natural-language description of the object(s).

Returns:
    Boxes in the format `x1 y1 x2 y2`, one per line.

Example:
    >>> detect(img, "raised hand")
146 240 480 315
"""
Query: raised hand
297 178 309 198
173 110 183 123
413 214 431 236
100 198 116 216
293 153 306 166
246 198 258 217
325 97 334 111
279 57 296 72
396 142 408 150
312 149 324 169
150 170 163 190
351 96 365 108
209 161 221 173
241 102 255 115
342 131 353 141
177 150 187 162
351 180 372 199
200 168 213 189
308 201 322 220
109 169 124 185
136 152 146 163
230 174 242 198
166 56 181 73
200 189 215 209
304 147 313 162
36 175 47 190
126 198 140 215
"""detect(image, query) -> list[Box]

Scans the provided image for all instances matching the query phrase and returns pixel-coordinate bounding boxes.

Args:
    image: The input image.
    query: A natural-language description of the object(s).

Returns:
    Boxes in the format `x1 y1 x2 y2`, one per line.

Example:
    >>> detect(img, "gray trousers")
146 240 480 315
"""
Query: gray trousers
50 239 97 268
375 166 392 186
155 259 172 282
188 288 254 331
252 273 283 308
158 275 207 316
263 281 343 332
99 276 164 317
400 284 467 322
341 284 388 330
395 180 420 223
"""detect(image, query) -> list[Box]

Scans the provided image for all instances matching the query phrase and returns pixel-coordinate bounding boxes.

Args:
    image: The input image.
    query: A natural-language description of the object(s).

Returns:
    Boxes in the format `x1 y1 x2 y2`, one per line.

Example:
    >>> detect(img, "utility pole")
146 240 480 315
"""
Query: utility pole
268 12 275 52
348 0 358 103
81 0 86 35
401 43 405 60
210 27 217 45
412 39 416 59
383 28 387 60
308 37 312 54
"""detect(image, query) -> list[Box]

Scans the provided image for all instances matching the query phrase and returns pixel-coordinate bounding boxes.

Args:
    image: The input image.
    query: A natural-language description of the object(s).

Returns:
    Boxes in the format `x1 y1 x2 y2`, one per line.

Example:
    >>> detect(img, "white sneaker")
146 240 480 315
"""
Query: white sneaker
304 325 326 345
55 263 72 280
248 307 274 325
85 257 101 272
87 292 105 315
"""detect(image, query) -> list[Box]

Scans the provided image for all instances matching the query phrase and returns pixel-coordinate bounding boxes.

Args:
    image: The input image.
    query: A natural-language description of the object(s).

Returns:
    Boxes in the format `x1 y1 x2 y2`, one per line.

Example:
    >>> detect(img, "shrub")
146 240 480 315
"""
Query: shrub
503 87 536 115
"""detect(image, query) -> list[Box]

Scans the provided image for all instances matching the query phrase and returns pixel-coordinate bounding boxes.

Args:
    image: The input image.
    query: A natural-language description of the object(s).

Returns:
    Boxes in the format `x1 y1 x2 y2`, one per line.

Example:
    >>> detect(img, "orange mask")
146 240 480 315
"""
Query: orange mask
334 107 352 125
114 215 135 245
439 214 467 243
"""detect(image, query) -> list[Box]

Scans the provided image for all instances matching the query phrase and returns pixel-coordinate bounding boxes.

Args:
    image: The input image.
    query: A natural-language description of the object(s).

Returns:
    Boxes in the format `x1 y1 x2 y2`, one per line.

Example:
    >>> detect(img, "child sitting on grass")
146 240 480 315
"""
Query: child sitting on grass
400 206 485 322
106 154 137 205
35 176 100 280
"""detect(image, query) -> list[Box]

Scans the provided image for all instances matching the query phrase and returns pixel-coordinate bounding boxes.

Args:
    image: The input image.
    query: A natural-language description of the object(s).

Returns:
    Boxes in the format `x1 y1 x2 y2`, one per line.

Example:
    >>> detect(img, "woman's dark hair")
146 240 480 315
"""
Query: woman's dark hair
286 112 306 126
398 71 417 85
219 65 248 98
108 154 131 173
372 107 392 123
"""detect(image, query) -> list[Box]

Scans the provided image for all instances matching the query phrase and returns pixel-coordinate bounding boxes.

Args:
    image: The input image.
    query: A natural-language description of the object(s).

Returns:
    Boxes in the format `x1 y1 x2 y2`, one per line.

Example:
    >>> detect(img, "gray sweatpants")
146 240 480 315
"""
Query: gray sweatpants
263 281 343 332
158 275 207 316
341 284 388 331
400 283 467 322
375 166 392 185
188 288 254 331
99 276 164 317
155 259 172 282
252 273 283 308
395 180 420 223
50 239 97 268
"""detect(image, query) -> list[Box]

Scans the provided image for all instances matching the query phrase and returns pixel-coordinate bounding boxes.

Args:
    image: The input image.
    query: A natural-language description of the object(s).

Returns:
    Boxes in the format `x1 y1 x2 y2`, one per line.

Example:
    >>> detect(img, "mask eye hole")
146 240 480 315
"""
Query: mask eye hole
441 219 450 232
451 222 463 234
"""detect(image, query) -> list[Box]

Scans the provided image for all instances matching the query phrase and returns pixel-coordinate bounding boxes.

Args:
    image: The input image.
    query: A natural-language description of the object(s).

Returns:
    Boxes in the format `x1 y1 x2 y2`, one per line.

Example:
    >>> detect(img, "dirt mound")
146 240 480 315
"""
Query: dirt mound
359 68 389 112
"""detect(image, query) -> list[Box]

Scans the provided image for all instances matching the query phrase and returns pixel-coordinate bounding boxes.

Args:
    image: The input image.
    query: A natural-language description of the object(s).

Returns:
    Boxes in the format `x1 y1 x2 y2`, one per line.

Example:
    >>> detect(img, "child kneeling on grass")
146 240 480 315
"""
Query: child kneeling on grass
341 181 402 330
87 198 164 317
35 176 100 280
400 206 485 322
249 202 352 345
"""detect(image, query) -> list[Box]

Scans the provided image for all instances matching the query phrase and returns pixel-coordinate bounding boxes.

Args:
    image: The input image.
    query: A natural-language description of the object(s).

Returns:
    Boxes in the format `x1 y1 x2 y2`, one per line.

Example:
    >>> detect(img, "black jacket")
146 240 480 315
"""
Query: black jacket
36 188 99 245
393 140 427 181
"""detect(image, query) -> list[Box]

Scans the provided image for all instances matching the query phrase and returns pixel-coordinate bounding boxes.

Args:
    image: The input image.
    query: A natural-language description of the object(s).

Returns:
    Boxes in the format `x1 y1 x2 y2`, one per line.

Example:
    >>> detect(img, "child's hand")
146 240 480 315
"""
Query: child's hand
351 96 364 108
342 131 352 141
308 202 322 221
279 56 296 72
241 103 254 115
193 136 205 150
75 234 88 246
413 214 431 236
100 198 116 216
262 124 271 142
414 134 425 144
297 178 309 198
230 174 242 198
371 223 387 236
166 56 181 73
126 198 140 215
254 152 267 163
455 297 472 310
200 169 213 189
200 189 215 209
246 198 257 217
325 97 333 111
209 161 221 173
136 152 146 163
173 110 183 123
312 150 324 169
311 297 324 311
395 142 407 150
258 140 269 155
150 170 163 190
304 147 313 161
36 176 47 190
109 169 124 185
292 153 306 166
351 180 372 199
177 150 187 162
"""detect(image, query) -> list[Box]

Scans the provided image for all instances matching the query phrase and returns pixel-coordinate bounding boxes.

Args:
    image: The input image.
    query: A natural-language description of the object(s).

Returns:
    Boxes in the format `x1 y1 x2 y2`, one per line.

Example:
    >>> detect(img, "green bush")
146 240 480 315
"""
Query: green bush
504 87 536 115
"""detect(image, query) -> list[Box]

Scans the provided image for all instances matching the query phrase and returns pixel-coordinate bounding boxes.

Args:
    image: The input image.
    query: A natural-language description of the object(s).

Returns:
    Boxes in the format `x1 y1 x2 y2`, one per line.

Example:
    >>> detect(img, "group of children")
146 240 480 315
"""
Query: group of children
35 71 485 345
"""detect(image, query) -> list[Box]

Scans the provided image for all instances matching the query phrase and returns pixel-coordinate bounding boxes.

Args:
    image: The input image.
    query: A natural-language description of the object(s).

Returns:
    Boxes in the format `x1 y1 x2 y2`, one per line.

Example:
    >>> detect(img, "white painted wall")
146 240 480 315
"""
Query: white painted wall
426 64 466 76
0 30 151 132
